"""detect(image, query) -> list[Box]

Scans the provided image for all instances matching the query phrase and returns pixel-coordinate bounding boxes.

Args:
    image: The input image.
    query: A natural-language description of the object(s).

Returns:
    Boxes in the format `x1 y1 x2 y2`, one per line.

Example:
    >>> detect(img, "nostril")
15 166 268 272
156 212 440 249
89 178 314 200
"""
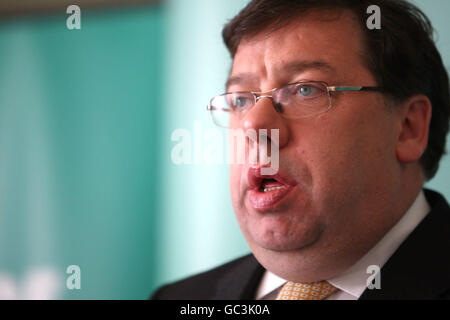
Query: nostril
274 103 283 113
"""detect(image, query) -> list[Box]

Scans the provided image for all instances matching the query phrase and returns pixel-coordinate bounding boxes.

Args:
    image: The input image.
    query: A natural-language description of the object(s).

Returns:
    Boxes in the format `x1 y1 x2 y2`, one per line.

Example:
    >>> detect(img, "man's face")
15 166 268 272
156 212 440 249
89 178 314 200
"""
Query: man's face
228 10 403 282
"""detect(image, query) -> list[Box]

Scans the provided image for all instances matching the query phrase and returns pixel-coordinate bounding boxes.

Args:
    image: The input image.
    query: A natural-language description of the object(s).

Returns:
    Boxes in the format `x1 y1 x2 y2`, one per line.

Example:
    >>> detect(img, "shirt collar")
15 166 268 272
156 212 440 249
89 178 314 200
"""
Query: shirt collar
256 190 430 299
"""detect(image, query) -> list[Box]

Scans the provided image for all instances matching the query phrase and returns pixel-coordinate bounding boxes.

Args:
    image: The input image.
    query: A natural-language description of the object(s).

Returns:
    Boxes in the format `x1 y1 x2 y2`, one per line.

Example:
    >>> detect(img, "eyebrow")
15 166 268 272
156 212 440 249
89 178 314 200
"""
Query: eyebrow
226 60 336 91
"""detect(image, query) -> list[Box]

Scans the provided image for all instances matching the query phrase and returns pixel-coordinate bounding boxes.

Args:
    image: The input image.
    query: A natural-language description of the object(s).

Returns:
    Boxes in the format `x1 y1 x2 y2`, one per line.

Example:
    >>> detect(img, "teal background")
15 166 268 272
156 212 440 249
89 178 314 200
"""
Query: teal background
0 6 165 299
0 0 448 299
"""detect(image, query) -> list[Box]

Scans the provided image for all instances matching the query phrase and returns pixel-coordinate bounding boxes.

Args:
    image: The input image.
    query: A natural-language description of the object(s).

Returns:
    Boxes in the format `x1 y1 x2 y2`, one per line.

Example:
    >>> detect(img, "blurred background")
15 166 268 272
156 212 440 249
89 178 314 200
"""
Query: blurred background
0 0 448 299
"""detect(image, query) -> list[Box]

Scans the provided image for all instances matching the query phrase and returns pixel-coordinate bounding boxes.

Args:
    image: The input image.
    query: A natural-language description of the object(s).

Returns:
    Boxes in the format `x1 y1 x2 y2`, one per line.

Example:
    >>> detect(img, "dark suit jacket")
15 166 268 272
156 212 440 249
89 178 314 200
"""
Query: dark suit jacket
152 189 450 300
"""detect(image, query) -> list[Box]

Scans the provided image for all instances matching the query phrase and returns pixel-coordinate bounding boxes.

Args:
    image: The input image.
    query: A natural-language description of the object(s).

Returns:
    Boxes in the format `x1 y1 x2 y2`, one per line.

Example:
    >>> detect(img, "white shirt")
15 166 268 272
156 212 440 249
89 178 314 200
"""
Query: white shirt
256 190 431 300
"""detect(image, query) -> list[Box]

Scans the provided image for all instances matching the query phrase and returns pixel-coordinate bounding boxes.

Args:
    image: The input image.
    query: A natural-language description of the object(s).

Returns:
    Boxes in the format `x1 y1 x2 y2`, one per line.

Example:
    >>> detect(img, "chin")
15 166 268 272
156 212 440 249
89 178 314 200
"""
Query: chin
243 210 321 247
247 222 323 253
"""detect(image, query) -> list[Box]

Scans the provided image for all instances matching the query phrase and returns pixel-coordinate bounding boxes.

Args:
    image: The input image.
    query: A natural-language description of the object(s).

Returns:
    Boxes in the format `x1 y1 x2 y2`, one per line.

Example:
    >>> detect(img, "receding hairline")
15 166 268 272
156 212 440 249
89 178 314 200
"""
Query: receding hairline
225 6 365 58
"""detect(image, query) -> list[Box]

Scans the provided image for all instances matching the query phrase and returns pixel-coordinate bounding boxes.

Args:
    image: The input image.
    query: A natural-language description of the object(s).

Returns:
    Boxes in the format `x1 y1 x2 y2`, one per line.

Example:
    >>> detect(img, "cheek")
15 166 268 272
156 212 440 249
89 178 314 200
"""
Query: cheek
289 116 370 194
301 108 396 197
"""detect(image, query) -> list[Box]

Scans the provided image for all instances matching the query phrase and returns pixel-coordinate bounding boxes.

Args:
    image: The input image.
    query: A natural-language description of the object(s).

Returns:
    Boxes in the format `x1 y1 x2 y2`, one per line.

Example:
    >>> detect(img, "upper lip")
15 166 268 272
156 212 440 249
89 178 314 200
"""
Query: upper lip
247 166 297 191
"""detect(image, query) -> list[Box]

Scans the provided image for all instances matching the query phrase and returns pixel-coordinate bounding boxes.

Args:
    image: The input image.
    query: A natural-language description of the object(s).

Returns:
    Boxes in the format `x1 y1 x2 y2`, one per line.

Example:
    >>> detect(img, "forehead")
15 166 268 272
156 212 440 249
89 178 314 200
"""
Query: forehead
228 9 370 89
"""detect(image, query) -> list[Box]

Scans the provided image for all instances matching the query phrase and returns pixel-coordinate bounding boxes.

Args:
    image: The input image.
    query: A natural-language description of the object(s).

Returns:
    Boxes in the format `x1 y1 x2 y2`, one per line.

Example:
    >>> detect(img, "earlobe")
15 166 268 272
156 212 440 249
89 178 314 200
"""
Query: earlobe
395 95 432 164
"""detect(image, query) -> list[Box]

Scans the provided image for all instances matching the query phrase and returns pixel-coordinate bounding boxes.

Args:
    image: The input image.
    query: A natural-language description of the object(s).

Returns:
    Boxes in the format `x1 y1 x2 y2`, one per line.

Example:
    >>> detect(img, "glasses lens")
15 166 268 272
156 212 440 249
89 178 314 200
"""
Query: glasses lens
276 82 331 118
209 92 254 128
208 82 332 127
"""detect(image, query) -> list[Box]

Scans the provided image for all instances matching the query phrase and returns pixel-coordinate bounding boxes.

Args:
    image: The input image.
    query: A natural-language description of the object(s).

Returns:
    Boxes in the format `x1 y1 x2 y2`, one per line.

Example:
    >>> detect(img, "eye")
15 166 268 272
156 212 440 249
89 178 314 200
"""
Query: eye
234 97 247 107
229 93 253 109
296 84 322 97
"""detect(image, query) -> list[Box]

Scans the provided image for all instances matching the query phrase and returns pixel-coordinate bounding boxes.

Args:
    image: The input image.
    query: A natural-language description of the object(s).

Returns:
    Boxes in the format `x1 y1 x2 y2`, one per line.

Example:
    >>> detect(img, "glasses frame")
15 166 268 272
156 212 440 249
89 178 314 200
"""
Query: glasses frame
207 80 384 128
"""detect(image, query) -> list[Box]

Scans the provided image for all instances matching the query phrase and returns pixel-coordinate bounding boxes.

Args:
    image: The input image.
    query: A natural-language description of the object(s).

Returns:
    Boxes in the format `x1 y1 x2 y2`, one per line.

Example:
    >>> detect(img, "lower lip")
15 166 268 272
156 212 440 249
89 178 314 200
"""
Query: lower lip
248 185 294 211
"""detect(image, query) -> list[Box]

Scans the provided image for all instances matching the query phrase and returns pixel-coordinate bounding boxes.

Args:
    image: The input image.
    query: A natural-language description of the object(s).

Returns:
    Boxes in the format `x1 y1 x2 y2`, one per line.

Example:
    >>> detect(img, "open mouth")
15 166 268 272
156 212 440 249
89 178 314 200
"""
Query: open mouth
259 178 288 192
247 167 296 211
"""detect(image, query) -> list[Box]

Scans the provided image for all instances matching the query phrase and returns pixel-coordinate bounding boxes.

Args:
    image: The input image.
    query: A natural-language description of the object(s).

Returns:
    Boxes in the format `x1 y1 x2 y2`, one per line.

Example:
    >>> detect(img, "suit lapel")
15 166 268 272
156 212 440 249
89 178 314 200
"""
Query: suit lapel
212 254 265 299
360 189 450 299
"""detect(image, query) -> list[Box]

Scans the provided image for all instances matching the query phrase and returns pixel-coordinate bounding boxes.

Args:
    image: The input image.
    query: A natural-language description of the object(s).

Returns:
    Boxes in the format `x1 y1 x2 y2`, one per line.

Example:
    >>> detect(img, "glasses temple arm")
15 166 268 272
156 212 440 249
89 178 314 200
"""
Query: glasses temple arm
328 86 384 92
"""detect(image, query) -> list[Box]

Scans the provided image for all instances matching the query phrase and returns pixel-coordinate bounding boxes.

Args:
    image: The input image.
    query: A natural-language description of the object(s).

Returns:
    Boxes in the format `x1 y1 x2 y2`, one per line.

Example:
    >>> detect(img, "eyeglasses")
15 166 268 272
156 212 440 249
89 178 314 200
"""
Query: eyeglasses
206 81 384 128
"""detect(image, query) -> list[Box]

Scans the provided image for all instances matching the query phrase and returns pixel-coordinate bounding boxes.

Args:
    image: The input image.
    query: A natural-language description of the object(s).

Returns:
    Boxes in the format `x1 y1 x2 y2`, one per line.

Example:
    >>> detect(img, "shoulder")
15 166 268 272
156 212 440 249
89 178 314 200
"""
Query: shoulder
151 254 263 300
361 188 450 299
424 188 450 212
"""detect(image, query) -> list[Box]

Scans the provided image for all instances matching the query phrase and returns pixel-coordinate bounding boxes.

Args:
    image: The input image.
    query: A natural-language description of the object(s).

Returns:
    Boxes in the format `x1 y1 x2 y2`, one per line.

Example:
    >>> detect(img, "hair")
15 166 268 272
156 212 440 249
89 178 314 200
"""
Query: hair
222 0 450 181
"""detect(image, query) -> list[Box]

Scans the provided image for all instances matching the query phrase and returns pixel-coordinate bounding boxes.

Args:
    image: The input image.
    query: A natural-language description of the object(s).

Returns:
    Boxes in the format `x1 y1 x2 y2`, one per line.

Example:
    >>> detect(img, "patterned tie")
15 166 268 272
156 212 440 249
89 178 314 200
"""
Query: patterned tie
276 281 337 300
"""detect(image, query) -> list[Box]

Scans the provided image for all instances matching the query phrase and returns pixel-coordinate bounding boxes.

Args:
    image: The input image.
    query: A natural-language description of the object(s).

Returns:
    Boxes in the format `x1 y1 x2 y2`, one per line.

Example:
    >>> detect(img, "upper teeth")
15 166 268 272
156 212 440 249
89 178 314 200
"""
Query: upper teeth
263 186 286 192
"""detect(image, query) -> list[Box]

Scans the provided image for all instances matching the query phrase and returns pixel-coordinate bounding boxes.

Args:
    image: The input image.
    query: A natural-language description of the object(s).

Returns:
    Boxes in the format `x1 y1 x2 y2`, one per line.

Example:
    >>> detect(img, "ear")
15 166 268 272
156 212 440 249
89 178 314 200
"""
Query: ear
395 95 432 164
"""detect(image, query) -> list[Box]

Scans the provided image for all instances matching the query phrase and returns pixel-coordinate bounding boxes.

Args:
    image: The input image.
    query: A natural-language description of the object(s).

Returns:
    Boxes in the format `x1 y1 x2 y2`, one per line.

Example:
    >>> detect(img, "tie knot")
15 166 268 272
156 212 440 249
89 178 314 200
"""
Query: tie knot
276 281 337 300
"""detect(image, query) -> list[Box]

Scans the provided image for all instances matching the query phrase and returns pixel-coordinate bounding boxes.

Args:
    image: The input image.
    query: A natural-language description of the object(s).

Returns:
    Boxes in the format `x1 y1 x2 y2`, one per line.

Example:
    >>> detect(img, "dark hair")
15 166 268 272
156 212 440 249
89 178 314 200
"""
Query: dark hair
222 0 450 181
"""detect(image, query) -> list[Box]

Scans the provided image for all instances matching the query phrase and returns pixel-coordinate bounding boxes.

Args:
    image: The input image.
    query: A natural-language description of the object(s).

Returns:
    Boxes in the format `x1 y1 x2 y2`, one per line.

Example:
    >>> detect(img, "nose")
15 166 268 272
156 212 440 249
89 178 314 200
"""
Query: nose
241 95 290 161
